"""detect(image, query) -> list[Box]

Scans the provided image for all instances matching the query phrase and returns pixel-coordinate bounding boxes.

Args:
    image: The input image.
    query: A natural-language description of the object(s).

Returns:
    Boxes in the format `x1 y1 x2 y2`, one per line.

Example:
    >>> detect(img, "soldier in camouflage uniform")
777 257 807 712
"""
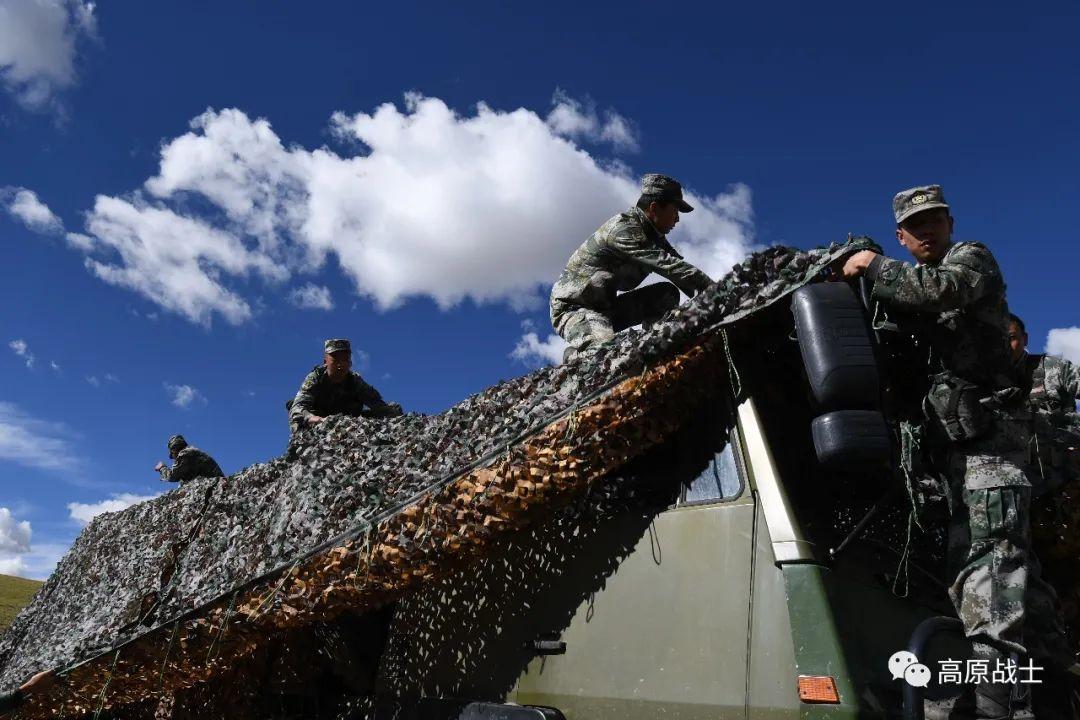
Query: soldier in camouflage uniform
1010 313 1080 496
288 338 403 435
843 186 1072 718
550 174 713 361
155 434 224 485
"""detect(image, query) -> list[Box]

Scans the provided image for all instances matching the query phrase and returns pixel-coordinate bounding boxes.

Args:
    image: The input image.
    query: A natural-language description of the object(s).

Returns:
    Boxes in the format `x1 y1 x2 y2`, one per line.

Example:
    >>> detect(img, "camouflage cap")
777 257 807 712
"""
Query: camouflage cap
167 434 188 452
324 338 351 354
641 173 694 213
893 184 949 224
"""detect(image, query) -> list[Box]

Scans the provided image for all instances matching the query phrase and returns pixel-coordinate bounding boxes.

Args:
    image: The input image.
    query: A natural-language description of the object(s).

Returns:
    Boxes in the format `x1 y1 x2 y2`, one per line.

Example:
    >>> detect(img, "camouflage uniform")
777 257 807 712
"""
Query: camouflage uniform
1019 353 1080 495
867 236 1072 672
289 365 402 434
550 206 711 355
549 174 712 358
158 446 224 485
0 688 24 713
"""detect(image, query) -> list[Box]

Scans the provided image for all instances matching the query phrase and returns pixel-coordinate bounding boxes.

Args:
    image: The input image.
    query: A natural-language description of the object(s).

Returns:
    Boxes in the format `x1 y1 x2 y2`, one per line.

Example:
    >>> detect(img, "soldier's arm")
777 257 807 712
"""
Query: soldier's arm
1053 358 1080 401
165 450 196 484
355 376 403 417
866 244 1001 313
289 372 320 426
609 231 713 297
158 464 174 482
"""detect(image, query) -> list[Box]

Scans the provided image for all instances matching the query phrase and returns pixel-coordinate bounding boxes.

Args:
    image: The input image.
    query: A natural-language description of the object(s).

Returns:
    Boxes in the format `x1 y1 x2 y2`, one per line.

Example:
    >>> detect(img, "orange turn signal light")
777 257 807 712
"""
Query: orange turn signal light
798 675 840 704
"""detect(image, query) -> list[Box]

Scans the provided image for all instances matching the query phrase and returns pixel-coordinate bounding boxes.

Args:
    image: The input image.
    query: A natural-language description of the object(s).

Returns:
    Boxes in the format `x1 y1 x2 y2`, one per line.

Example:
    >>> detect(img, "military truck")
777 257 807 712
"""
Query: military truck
380 282 974 720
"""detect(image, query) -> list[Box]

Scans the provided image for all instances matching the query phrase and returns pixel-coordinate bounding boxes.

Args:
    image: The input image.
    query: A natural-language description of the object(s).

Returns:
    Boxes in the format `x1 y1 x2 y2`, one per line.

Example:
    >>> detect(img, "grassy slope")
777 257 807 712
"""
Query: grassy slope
0 574 42 631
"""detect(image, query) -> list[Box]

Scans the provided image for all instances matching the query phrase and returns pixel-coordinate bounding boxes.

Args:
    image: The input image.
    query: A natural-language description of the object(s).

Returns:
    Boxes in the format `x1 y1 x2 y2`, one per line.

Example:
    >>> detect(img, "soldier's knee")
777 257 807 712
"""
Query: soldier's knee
656 282 680 308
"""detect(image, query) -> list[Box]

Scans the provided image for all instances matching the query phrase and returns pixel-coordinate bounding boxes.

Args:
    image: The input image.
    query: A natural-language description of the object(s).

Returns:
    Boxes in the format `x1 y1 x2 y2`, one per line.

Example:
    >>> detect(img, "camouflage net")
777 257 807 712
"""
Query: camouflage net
0 239 875 718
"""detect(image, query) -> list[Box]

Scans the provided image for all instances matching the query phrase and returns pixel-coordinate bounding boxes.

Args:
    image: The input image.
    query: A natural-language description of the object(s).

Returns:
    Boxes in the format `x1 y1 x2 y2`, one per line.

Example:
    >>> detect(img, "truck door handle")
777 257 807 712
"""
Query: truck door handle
530 639 567 656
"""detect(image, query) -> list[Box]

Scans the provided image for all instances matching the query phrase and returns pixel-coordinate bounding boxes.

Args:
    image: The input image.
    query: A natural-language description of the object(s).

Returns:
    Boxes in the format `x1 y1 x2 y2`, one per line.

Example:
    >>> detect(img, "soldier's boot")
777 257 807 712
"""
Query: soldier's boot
974 681 1017 719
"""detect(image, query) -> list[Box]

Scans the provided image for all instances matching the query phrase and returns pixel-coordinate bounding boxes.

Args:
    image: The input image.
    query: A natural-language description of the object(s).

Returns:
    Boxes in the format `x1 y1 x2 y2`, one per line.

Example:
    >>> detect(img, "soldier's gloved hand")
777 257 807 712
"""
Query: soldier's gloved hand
154 461 166 472
839 250 878 279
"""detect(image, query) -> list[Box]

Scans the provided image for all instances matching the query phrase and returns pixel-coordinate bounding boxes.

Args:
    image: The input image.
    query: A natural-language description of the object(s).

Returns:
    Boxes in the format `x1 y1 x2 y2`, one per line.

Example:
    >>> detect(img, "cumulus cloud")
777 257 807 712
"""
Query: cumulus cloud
511 320 567 366
60 94 752 325
1047 327 1080 364
67 492 160 525
0 507 32 575
8 338 34 367
0 402 72 471
0 0 97 110
85 375 99 387
545 89 639 152
288 283 334 311
2 187 63 234
164 382 205 408
83 195 285 326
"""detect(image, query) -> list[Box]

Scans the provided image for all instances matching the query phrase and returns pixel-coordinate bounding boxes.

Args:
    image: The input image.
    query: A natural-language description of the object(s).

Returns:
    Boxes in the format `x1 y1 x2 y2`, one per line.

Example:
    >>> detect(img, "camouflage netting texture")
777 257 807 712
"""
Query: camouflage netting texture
0 238 872 715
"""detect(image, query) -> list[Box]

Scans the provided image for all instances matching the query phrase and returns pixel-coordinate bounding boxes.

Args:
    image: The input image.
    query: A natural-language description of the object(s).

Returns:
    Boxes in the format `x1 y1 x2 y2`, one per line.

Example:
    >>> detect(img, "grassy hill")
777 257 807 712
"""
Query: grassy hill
0 574 42 631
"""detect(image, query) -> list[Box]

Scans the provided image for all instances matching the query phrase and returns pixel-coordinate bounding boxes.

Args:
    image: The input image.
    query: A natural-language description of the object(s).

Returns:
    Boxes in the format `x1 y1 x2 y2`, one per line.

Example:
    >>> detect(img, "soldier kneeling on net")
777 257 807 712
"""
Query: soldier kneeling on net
287 338 403 435
155 434 224 485
549 173 714 362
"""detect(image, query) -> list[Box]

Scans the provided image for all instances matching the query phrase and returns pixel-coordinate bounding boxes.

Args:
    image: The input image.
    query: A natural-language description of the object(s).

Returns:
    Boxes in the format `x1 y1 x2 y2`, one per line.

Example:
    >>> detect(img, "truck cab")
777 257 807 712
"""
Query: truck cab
378 283 969 720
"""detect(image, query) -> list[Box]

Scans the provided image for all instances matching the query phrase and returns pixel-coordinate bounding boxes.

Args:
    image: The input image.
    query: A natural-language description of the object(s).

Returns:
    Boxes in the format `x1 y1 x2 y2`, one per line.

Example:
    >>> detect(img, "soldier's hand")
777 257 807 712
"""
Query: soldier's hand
19 669 55 694
839 250 878 279
308 414 325 425
154 461 166 472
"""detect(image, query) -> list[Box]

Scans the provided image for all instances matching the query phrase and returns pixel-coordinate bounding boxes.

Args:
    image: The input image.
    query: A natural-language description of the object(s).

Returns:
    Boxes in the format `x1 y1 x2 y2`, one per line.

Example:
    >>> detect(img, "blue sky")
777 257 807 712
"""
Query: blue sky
1 0 1078 579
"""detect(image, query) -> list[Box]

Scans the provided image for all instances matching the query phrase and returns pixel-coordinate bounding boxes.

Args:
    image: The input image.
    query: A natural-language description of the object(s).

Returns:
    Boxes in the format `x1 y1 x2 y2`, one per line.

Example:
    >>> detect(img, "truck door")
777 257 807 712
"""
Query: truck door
512 434 755 720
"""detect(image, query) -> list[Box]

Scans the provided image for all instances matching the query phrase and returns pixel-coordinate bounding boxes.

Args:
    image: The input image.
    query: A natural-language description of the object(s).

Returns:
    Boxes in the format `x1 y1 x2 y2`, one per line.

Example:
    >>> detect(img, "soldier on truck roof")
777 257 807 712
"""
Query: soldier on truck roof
549 174 713 362
287 338 403 435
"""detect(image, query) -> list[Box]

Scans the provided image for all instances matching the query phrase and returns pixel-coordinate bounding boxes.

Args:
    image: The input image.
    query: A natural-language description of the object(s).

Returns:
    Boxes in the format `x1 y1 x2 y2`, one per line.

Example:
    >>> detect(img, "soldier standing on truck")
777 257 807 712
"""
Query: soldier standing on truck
155 434 224 485
549 173 713 362
841 185 1073 718
288 338 403 435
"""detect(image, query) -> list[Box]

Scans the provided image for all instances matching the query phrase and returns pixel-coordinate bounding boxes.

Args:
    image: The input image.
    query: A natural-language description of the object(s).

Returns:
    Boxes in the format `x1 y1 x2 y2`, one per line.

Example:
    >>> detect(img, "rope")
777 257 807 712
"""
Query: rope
205 591 238 664
91 650 120 720
156 621 180 694
720 327 742 398
893 422 924 598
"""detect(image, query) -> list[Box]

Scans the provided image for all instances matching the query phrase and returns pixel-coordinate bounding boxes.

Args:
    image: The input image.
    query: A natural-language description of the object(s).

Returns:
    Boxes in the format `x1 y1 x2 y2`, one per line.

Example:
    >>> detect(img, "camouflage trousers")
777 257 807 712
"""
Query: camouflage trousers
551 283 680 359
947 484 1073 668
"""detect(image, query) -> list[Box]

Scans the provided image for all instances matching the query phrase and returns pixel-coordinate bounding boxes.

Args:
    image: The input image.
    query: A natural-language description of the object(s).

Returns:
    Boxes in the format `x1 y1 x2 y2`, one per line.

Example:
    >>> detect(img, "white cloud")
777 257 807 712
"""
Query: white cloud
164 382 205 408
288 282 334 311
64 231 95 251
511 321 568 367
1047 327 1080 365
8 338 34 367
103 372 118 382
3 187 63 234
0 402 72 471
50 360 61 372
85 375 99 387
82 195 285 326
61 94 752 324
67 492 160 525
18 541 70 580
0 507 32 576
545 89 639 152
0 0 96 110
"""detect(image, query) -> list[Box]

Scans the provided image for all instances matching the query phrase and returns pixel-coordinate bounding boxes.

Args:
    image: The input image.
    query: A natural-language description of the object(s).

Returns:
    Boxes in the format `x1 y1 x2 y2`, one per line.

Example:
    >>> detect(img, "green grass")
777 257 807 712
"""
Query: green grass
0 573 42 631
